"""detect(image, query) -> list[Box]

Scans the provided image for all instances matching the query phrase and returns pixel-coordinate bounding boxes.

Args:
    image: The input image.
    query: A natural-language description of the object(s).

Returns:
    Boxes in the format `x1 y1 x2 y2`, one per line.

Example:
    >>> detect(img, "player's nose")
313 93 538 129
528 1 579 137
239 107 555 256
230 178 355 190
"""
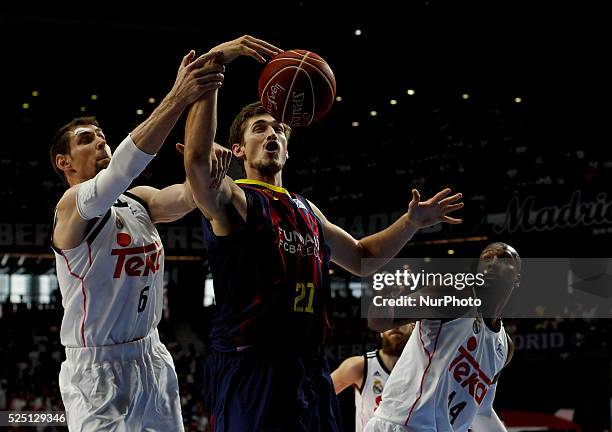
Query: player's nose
266 128 278 140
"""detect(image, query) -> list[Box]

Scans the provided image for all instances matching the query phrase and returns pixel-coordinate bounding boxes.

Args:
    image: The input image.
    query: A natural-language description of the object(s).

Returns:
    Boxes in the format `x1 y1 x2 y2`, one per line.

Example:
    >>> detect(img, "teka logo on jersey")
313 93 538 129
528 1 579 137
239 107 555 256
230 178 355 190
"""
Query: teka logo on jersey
111 233 163 278
448 337 493 404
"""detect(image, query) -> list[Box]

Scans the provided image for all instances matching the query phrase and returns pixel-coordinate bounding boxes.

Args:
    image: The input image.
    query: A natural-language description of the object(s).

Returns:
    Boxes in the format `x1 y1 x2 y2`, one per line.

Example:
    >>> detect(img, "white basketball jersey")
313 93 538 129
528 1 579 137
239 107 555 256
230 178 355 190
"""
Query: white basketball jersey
374 318 508 432
355 350 391 432
53 193 164 347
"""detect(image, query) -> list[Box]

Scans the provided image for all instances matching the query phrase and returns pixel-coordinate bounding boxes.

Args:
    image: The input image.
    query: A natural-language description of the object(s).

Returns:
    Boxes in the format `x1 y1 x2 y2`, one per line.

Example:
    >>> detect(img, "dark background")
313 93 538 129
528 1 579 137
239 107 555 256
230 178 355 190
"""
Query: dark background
1 2 611 430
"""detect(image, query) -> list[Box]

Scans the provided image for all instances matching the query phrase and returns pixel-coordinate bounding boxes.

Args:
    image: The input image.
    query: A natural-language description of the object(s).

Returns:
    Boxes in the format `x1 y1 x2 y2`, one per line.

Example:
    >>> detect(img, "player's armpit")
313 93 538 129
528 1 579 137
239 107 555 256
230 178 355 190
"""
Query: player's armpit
331 356 364 395
306 199 365 276
52 187 91 250
195 178 248 236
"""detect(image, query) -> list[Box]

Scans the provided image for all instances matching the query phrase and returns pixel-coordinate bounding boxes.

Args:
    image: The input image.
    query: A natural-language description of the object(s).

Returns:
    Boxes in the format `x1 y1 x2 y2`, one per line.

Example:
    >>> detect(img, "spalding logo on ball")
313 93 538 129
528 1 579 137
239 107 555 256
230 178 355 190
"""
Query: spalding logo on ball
258 49 336 127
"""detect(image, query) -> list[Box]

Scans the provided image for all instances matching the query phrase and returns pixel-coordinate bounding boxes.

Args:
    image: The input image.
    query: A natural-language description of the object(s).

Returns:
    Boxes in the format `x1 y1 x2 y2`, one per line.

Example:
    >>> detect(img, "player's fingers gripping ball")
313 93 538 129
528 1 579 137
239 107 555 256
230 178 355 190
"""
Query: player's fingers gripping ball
258 49 336 127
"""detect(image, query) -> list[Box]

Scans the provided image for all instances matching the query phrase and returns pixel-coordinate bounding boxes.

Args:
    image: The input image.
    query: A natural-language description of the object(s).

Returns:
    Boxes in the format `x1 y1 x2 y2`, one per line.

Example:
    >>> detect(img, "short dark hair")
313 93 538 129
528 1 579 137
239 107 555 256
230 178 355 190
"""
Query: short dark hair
228 102 292 172
50 117 99 182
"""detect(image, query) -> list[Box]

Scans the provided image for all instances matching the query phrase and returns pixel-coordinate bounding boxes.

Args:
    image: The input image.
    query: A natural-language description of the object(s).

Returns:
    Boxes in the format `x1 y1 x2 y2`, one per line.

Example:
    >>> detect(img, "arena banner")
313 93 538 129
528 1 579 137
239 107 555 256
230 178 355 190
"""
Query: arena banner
0 223 206 255
488 190 612 234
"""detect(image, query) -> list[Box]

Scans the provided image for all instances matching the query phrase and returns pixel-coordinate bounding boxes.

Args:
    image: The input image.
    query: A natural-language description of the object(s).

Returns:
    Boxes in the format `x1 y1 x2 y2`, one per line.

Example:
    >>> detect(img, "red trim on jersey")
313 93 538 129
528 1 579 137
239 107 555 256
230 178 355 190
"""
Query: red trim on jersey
405 321 443 425
60 251 88 347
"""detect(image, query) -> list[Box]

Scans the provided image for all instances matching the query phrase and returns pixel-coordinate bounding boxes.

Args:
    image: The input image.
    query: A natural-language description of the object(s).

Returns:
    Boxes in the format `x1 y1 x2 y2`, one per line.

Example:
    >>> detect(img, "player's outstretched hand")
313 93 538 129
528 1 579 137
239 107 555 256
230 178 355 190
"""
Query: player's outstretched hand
406 188 463 229
209 143 232 189
176 142 231 189
167 50 225 108
209 35 282 64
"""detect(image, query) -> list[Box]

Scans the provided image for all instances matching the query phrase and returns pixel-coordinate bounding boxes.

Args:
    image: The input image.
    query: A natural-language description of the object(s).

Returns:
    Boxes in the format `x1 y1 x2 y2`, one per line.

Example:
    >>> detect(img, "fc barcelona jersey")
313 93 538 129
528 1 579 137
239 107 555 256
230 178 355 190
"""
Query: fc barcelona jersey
202 179 333 353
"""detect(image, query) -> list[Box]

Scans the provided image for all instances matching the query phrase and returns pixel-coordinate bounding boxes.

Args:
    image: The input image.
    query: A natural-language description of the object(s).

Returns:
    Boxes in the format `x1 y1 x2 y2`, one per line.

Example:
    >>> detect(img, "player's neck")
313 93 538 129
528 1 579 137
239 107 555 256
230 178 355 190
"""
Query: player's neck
379 350 400 371
245 169 283 188
66 173 88 188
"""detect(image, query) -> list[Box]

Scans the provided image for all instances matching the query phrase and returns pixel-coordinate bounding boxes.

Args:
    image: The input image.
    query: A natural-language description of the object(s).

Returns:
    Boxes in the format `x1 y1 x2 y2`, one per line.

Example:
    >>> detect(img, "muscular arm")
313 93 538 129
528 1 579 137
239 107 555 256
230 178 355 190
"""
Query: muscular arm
308 187 462 276
53 136 154 250
53 104 186 250
331 356 364 394
131 97 187 156
309 200 418 276
52 52 223 250
184 91 246 235
129 182 196 224
184 35 281 235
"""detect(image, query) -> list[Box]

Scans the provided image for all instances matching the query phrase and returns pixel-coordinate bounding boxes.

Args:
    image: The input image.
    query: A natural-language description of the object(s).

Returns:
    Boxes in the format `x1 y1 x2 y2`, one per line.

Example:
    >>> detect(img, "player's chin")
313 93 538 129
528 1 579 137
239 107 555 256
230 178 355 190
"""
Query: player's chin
96 159 110 172
386 334 406 347
254 159 283 175
386 342 406 356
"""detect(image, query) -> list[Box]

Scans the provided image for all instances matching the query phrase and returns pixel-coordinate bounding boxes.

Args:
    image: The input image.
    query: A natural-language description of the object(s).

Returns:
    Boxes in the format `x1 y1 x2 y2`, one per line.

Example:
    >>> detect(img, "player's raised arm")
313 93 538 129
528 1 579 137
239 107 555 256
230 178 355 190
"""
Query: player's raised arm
308 188 463 277
184 86 237 222
184 36 281 231
52 51 224 250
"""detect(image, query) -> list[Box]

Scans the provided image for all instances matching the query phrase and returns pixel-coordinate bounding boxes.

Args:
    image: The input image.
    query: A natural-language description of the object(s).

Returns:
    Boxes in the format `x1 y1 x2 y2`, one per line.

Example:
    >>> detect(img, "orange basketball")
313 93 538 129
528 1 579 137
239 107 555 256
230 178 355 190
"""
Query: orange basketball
258 49 336 127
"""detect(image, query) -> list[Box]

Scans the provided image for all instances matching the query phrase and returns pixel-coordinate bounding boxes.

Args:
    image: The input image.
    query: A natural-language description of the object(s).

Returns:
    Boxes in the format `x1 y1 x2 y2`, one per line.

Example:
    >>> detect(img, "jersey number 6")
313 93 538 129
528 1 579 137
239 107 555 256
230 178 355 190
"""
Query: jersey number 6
138 286 150 313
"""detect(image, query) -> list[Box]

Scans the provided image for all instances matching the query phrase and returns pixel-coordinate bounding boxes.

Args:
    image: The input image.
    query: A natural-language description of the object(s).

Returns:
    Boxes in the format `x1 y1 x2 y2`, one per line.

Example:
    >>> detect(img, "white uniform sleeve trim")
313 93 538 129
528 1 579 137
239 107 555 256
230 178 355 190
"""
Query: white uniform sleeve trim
76 134 155 220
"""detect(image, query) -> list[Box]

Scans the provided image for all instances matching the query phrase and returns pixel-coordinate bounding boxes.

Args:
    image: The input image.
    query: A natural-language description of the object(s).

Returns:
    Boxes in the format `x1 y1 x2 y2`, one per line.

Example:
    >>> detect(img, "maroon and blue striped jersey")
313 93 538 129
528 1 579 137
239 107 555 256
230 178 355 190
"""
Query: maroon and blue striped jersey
202 179 333 353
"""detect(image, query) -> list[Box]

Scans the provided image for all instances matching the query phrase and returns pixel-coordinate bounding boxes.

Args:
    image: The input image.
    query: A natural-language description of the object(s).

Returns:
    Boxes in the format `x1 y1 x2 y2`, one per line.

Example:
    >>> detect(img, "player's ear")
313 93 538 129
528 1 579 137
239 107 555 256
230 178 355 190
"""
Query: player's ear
56 154 71 172
232 143 245 158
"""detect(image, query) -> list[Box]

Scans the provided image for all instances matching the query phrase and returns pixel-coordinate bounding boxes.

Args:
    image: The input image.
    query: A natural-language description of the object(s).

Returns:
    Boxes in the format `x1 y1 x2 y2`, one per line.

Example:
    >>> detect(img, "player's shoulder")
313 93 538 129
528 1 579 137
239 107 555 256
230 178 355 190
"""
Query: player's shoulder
55 185 81 220
342 355 366 372
344 355 366 386
345 354 366 365
302 198 329 223
56 184 78 209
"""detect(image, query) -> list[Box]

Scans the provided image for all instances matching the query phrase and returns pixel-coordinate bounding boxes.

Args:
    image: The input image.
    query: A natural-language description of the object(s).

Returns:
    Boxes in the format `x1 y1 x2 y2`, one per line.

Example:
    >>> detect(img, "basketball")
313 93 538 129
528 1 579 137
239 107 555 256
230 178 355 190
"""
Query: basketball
258 49 336 127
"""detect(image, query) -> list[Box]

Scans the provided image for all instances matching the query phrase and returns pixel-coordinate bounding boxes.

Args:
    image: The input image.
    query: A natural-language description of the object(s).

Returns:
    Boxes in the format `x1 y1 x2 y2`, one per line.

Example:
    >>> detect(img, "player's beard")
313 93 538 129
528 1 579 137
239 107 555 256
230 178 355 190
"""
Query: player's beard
251 158 283 176
95 158 110 174
381 335 408 356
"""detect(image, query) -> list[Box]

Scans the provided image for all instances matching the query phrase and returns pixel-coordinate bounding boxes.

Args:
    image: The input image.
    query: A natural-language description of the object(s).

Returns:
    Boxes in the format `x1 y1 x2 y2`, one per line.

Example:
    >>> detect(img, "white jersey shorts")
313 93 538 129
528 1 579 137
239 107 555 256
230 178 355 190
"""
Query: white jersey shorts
59 329 184 432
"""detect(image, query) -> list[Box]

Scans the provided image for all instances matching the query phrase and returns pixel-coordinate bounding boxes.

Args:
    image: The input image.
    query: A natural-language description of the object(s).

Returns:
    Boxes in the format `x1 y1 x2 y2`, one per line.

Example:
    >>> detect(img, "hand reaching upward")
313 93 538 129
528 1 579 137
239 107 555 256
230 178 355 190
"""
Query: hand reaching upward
209 35 282 64
406 188 463 229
